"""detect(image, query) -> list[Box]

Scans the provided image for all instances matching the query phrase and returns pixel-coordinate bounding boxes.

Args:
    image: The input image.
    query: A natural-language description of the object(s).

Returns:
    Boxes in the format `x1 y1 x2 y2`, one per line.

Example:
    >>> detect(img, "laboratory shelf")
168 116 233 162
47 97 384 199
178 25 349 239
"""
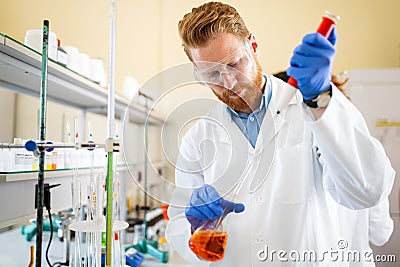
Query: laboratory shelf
0 160 168 183
0 33 164 125
0 166 105 183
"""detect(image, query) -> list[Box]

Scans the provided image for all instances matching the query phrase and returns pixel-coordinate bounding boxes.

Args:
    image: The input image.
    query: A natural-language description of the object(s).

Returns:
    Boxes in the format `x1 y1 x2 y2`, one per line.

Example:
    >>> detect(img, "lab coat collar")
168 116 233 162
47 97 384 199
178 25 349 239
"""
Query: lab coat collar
225 75 268 122
268 75 299 112
254 75 301 151
208 101 253 151
207 75 297 153
255 108 285 154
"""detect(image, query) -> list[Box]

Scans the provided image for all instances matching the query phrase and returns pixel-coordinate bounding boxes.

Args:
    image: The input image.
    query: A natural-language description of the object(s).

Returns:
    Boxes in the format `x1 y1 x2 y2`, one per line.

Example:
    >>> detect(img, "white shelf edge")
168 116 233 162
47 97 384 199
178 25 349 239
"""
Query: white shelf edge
0 167 105 183
0 161 150 183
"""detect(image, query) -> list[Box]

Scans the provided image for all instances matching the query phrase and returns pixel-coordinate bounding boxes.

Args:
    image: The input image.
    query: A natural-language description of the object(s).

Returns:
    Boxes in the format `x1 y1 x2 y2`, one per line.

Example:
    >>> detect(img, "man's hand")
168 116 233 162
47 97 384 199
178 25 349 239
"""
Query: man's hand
185 184 245 230
287 27 337 100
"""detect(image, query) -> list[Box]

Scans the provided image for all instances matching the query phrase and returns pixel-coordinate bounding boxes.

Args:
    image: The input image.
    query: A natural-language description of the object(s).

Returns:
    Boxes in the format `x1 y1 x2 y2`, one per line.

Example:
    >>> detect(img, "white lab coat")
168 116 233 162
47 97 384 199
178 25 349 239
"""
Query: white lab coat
165 76 395 266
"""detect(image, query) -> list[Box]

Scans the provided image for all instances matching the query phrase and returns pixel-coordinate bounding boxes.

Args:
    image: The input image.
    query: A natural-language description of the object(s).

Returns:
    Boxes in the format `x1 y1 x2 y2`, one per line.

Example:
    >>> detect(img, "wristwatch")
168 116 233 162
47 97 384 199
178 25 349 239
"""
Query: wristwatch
303 87 332 109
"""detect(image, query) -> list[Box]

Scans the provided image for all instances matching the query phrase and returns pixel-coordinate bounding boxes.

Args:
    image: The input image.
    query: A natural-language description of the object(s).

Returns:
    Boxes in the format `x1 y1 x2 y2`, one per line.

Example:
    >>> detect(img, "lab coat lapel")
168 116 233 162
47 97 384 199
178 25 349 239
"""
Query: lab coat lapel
256 76 298 150
208 76 300 152
206 103 255 195
248 77 300 192
208 103 253 150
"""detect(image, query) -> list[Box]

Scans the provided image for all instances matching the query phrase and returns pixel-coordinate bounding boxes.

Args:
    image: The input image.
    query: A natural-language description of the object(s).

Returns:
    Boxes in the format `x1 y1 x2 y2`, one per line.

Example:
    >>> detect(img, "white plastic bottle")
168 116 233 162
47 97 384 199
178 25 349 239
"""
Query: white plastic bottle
57 39 68 66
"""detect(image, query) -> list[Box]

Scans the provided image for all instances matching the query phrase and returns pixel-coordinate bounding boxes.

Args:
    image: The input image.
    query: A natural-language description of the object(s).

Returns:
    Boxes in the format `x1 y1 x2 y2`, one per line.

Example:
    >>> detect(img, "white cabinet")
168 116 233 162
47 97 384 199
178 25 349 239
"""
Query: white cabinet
347 68 400 266
348 68 400 215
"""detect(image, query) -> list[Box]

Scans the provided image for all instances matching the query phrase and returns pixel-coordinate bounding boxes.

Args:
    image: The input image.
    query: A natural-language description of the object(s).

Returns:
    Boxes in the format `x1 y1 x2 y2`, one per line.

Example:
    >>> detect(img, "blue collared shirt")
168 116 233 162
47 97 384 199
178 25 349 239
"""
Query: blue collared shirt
226 76 272 148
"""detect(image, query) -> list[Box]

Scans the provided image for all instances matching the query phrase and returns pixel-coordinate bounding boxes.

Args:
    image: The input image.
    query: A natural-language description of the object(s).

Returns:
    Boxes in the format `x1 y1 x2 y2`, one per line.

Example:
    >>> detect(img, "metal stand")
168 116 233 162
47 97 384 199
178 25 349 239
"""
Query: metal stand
35 19 50 267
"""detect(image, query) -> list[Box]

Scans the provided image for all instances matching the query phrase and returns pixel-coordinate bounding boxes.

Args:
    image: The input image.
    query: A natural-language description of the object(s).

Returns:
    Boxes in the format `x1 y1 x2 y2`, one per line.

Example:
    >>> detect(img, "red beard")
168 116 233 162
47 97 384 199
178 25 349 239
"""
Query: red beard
214 59 263 113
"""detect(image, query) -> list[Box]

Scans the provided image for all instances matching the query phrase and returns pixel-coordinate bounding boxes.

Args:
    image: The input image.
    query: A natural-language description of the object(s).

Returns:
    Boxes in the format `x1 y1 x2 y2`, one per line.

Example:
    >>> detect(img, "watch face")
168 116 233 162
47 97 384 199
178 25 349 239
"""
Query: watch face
317 92 331 108
303 88 332 109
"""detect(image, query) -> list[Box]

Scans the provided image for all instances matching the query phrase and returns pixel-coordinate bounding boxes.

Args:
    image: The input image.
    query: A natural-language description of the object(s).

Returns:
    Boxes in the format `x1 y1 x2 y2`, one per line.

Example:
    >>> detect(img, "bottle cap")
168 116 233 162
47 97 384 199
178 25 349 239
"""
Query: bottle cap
25 140 37 152
14 138 23 145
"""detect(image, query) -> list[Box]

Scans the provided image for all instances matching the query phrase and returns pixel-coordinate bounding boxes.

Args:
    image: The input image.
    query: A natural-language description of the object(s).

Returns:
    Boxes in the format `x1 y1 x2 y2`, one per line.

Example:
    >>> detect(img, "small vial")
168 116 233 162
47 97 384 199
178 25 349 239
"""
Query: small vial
113 232 125 266
56 148 64 169
46 153 52 170
158 237 169 252
31 156 39 171
51 151 57 170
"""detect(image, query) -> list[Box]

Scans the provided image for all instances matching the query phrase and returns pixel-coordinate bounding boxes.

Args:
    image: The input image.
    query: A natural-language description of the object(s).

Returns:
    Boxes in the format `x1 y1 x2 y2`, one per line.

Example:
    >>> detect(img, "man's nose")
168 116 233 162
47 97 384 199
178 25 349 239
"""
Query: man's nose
221 73 237 90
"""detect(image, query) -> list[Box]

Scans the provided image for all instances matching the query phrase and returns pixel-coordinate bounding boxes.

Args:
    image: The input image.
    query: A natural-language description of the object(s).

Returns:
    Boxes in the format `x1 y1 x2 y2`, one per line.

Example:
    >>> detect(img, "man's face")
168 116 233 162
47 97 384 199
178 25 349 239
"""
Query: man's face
190 33 263 114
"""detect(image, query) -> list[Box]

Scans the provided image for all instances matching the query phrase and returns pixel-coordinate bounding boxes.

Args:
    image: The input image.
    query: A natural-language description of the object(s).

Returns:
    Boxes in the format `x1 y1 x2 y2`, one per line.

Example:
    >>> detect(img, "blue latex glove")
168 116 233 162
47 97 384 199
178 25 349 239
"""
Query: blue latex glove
185 184 245 230
287 27 337 100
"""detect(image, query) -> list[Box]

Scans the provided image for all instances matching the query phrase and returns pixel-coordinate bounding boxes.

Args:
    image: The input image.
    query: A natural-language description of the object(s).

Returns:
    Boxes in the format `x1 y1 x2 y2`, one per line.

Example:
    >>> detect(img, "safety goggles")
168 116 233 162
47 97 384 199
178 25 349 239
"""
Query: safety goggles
193 39 254 89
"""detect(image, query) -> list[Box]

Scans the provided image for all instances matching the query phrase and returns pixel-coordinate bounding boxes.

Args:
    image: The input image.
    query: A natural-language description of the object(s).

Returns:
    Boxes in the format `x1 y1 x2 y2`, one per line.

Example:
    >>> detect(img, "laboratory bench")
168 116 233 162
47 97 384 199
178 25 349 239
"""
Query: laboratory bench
0 227 208 267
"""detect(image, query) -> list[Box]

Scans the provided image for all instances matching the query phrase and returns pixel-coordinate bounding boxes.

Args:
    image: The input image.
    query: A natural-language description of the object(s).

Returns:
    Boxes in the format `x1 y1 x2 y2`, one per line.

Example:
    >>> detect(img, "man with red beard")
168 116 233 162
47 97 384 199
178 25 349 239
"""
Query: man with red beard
166 2 394 266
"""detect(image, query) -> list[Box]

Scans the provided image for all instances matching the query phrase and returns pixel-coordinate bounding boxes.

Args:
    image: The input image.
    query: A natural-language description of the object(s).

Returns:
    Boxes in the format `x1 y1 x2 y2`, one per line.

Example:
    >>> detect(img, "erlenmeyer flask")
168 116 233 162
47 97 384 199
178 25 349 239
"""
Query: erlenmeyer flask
188 218 228 262
188 162 251 262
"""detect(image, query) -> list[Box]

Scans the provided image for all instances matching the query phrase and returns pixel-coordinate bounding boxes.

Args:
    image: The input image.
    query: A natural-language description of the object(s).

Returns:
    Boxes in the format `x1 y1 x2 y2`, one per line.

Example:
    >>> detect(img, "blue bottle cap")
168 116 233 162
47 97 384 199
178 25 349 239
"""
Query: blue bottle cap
25 140 37 152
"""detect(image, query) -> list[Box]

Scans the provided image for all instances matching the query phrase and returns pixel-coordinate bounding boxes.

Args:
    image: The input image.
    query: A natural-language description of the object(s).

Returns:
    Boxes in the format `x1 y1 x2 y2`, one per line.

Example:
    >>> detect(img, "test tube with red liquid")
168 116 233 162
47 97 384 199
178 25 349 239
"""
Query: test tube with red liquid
276 11 340 114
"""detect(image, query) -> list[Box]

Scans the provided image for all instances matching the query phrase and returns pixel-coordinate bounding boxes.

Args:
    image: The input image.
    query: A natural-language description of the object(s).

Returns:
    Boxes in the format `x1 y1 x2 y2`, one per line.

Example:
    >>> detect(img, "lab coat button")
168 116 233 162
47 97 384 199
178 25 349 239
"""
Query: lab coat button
255 235 264 244
254 195 261 203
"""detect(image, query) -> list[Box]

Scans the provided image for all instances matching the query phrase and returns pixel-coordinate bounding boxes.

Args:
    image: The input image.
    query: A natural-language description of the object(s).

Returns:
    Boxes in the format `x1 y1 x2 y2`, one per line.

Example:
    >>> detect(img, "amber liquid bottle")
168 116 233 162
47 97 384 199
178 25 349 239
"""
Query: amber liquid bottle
188 230 228 262
28 245 34 267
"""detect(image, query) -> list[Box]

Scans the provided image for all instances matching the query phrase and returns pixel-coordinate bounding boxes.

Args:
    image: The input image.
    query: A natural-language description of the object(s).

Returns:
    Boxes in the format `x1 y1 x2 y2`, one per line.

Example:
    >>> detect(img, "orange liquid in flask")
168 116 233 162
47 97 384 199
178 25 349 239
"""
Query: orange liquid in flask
188 230 228 262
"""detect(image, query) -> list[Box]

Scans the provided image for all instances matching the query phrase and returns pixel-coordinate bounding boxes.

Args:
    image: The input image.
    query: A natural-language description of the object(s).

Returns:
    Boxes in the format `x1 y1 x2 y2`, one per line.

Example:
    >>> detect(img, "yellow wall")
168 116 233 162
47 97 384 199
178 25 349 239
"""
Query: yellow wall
160 0 400 73
0 0 162 91
1 0 400 143
1 0 399 89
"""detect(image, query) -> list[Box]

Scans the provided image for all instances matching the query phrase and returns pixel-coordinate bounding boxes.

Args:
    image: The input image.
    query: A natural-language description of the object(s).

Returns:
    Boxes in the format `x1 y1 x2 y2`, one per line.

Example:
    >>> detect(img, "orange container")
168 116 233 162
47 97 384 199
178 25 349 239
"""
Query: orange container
161 204 169 220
